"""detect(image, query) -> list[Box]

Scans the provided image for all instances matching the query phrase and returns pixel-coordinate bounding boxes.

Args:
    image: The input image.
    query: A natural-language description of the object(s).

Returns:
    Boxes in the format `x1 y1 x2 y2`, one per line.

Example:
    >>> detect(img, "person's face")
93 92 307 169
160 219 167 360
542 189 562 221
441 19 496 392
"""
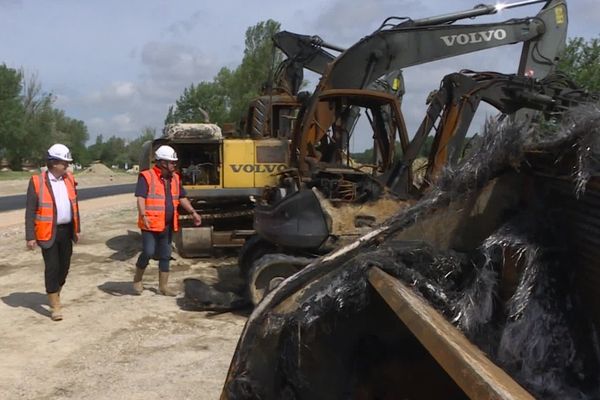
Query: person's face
160 160 177 174
49 160 69 177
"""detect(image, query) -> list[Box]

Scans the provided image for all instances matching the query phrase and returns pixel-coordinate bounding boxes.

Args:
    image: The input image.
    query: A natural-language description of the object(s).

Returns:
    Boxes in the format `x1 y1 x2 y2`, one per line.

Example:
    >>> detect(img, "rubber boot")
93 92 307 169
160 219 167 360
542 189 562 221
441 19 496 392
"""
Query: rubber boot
133 268 145 295
48 292 63 321
158 271 177 296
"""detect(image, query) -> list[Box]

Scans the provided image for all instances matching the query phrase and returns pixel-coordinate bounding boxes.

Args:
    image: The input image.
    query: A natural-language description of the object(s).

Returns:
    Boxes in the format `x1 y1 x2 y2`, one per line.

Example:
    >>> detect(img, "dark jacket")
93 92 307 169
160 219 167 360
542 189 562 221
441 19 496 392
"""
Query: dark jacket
25 171 81 249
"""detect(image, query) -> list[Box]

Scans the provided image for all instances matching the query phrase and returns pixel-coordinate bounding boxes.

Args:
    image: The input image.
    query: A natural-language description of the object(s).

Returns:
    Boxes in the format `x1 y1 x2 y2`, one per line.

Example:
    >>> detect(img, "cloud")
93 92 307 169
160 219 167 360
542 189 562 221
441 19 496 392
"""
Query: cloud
75 40 221 140
53 94 70 108
86 113 137 138
166 10 205 36
84 81 138 106
0 0 22 7
139 41 216 95
111 113 135 131
311 0 428 44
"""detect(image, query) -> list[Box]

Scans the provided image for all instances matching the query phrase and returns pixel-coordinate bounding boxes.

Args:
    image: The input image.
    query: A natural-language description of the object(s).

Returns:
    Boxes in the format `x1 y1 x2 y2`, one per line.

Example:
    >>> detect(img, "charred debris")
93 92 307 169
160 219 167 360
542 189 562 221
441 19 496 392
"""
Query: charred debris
223 105 600 399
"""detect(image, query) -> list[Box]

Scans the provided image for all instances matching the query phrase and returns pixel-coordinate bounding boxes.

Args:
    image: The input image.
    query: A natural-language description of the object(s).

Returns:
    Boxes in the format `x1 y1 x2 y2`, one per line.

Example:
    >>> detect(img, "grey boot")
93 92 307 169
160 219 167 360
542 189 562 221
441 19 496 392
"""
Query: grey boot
133 268 145 295
158 271 177 297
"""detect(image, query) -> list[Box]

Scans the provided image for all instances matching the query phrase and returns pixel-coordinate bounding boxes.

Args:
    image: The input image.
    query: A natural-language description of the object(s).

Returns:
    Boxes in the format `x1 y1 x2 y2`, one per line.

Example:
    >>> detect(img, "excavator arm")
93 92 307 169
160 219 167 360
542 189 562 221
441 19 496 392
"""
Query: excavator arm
328 0 567 89
270 31 341 96
293 0 568 170
387 70 597 196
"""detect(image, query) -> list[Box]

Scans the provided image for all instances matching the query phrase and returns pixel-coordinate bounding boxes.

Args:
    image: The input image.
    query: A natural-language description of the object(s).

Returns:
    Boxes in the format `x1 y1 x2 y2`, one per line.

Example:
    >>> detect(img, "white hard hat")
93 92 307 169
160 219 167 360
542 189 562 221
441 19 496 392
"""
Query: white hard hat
47 143 73 162
155 145 178 161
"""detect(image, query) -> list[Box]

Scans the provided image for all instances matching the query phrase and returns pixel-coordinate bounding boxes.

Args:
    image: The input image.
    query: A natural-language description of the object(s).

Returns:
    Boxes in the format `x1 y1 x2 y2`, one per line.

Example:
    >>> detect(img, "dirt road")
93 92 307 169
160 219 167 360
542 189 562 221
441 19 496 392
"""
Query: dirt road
0 196 246 399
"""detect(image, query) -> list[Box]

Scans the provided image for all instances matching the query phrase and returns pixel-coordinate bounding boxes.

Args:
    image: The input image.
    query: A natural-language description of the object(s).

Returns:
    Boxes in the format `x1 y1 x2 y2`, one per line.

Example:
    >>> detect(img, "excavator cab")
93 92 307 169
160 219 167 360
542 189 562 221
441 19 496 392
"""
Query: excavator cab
297 89 410 200
241 89 413 303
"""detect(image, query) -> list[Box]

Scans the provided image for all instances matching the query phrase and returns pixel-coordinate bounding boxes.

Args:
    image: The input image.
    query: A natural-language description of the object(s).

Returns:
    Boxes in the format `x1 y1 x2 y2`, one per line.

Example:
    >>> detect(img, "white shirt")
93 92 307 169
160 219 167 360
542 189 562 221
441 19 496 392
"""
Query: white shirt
48 172 72 224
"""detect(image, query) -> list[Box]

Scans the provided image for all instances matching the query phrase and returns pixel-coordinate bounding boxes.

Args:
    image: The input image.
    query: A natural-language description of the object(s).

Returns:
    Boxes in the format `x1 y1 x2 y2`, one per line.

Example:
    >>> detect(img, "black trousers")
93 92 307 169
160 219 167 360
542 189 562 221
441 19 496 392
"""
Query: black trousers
41 224 73 294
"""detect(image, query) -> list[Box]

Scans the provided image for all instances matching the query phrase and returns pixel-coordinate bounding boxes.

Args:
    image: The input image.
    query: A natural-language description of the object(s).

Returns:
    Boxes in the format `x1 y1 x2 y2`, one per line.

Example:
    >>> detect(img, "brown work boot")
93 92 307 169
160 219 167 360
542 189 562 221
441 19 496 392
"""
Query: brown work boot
133 267 145 295
47 292 63 321
158 271 177 297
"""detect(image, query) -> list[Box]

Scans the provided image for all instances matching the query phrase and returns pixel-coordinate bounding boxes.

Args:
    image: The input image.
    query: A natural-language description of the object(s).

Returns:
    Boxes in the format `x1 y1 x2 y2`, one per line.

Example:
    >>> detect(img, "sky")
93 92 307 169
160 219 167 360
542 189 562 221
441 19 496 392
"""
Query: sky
1 0 599 151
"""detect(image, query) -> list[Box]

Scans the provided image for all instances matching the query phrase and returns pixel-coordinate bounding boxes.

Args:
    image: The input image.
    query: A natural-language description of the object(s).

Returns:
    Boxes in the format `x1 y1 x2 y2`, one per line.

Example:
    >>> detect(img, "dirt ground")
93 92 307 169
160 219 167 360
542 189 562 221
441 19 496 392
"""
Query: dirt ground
0 194 247 399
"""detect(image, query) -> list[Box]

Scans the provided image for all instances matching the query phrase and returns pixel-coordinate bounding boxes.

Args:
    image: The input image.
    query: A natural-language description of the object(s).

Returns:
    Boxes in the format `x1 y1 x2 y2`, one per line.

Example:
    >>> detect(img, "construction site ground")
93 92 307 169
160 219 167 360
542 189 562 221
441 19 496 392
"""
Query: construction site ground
0 175 245 400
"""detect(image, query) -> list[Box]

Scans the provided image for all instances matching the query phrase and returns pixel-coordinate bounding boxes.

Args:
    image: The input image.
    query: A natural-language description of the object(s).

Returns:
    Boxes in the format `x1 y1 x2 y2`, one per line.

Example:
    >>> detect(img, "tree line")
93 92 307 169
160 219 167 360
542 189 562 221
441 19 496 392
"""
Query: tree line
0 66 89 170
0 64 158 170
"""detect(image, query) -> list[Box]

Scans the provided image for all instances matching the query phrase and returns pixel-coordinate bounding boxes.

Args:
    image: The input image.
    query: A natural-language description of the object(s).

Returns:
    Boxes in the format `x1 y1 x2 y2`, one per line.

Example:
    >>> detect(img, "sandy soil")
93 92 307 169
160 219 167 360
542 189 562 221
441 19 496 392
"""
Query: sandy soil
0 197 246 399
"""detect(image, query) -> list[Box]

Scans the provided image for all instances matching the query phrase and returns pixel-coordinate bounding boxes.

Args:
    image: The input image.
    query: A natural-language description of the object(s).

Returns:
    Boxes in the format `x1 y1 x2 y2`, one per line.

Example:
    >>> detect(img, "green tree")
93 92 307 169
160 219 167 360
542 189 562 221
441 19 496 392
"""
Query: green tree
0 69 91 168
0 64 25 169
165 80 229 125
21 73 55 165
558 36 600 92
50 109 89 165
87 135 102 162
225 19 282 124
166 19 282 128
126 127 156 166
99 136 127 167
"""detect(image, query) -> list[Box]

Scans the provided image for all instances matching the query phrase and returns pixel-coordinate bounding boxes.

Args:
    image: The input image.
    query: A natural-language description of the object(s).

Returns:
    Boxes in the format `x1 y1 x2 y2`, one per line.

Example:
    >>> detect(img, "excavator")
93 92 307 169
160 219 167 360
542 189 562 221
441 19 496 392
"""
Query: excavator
221 73 599 398
221 1 600 398
145 31 404 256
141 32 341 256
238 0 570 304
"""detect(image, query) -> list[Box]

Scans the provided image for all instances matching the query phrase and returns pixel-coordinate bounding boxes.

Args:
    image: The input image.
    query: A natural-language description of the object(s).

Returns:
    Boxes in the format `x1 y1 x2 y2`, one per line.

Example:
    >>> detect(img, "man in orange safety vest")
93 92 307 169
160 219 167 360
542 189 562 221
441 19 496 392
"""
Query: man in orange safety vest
133 145 201 296
25 143 80 321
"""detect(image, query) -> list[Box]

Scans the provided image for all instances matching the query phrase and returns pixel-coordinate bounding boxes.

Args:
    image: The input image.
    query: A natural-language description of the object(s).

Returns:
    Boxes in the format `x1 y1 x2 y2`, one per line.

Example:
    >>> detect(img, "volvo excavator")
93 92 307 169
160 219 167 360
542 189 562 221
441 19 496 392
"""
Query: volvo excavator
222 73 600 398
239 0 569 303
140 32 342 256
144 31 404 256
221 1 600 399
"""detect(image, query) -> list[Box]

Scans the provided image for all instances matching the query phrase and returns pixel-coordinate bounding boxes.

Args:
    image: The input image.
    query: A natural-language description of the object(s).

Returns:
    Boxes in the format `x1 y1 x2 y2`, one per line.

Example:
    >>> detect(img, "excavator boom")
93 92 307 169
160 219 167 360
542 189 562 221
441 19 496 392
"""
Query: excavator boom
293 0 568 170
329 0 566 89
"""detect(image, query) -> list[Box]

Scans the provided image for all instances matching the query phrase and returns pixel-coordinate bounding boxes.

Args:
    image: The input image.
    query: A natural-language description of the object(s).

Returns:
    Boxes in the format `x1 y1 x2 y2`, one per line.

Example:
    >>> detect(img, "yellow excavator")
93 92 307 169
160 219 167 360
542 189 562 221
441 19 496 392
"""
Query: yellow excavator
140 32 342 256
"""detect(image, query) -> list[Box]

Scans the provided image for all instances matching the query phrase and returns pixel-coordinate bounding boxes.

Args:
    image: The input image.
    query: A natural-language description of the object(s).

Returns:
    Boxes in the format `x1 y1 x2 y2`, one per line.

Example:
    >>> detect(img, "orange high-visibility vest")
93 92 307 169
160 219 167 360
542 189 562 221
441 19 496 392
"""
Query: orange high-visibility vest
137 166 181 232
32 171 80 243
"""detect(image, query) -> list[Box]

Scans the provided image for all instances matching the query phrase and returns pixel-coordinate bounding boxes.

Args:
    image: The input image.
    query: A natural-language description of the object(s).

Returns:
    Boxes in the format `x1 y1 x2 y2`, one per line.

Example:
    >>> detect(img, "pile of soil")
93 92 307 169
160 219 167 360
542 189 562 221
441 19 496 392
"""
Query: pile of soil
80 163 114 176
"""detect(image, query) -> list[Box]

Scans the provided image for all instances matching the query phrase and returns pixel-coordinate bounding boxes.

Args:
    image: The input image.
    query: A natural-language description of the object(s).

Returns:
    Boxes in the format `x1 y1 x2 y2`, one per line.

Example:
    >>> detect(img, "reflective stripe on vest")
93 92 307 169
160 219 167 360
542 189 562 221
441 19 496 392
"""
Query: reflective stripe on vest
32 171 79 242
137 167 180 232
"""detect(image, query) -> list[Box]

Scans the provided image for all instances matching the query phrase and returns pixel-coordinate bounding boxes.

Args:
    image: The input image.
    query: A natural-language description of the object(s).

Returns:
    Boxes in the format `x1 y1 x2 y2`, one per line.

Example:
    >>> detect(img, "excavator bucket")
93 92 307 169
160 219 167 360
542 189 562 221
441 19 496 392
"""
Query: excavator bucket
221 105 600 400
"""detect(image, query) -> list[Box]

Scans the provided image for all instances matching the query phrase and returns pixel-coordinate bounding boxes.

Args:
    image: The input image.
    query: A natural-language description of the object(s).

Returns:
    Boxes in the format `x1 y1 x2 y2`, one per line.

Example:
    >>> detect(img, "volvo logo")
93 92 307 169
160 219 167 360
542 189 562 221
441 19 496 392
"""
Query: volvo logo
229 164 287 173
440 29 507 46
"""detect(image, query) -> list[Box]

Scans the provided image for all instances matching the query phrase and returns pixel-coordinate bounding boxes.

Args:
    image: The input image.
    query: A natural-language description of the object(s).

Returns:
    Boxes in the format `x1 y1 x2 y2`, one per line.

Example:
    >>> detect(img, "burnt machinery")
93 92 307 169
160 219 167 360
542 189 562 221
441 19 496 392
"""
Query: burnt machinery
240 0 570 303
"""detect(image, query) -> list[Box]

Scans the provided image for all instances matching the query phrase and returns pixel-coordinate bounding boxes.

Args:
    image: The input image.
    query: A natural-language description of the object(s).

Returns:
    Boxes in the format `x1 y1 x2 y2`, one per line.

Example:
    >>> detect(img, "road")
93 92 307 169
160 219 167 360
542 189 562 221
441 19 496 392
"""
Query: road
0 183 135 212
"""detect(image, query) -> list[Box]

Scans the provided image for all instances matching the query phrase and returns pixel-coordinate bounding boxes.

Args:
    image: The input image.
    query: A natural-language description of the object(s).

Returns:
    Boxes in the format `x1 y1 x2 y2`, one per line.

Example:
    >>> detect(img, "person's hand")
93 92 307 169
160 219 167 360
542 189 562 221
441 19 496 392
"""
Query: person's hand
26 240 37 250
192 211 202 226
142 215 150 229
74 232 80 243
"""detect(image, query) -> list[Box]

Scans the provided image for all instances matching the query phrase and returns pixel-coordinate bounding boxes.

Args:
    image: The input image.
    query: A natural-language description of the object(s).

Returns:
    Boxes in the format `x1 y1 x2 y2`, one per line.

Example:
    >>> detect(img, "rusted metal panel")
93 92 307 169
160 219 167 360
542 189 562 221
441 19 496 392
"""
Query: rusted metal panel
368 266 535 400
